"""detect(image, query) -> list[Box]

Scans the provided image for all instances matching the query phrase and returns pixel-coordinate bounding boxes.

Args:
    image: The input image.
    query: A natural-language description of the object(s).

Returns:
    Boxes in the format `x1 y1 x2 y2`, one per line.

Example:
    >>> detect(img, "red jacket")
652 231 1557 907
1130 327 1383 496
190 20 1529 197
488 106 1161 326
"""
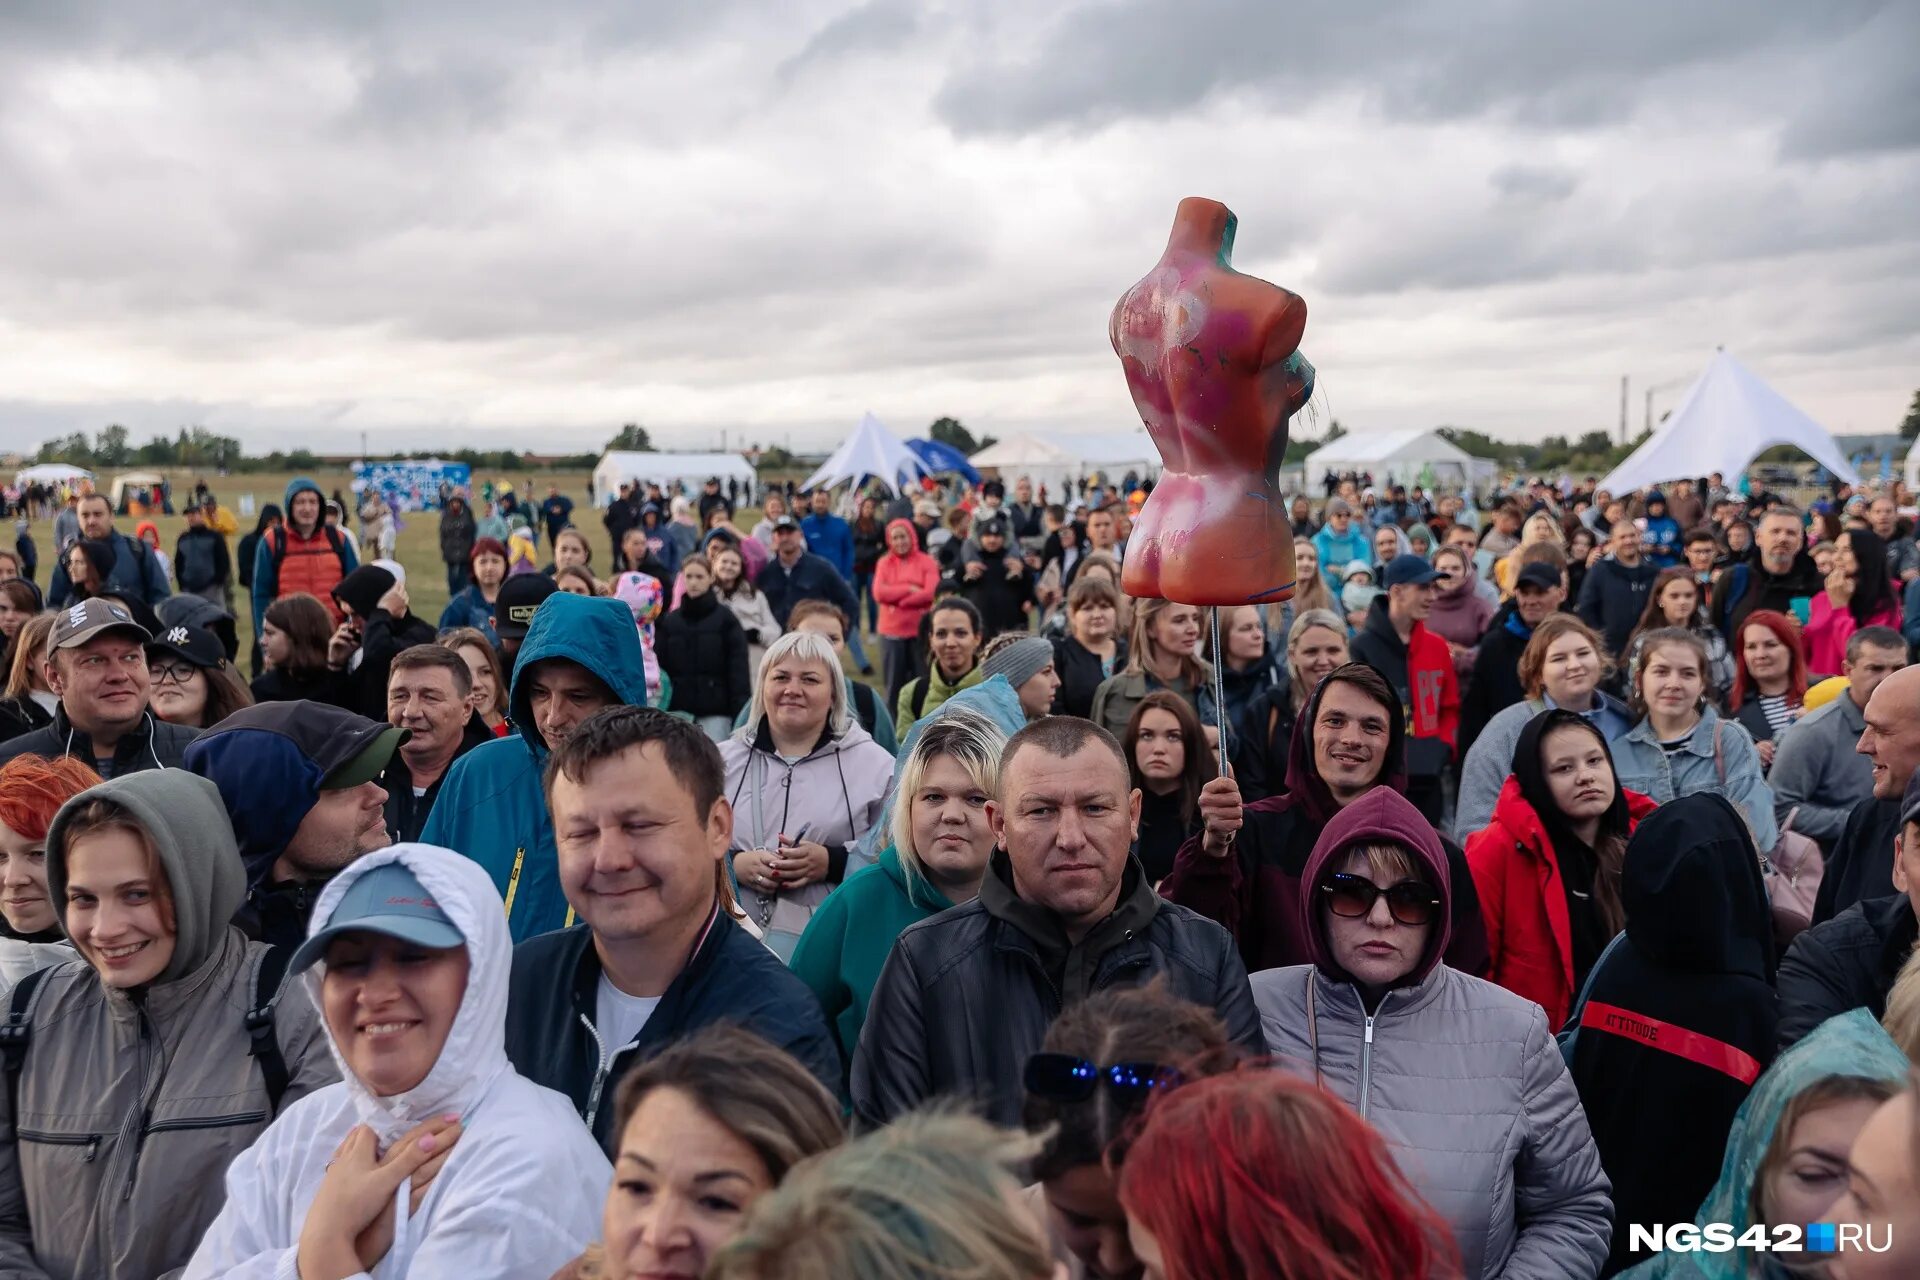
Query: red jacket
1465 777 1658 1030
1350 600 1459 752
871 520 940 639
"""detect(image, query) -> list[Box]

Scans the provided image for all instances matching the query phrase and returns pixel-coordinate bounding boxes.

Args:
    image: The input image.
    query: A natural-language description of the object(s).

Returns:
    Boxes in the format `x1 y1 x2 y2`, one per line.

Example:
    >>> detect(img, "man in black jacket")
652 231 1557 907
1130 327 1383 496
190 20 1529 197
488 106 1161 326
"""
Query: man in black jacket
0 599 200 775
173 501 232 606
328 564 438 720
756 515 858 628
1710 506 1823 641
1460 562 1566 753
1778 765 1920 1049
1812 665 1920 925
504 706 840 1144
851 716 1265 1129
1576 519 1660 658
381 645 493 843
184 700 405 951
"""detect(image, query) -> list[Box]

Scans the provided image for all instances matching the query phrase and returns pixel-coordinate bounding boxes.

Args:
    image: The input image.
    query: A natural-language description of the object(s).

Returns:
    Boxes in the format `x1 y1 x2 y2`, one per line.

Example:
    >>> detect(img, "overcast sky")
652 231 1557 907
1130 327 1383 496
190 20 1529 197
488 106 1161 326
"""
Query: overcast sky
2 0 1915 458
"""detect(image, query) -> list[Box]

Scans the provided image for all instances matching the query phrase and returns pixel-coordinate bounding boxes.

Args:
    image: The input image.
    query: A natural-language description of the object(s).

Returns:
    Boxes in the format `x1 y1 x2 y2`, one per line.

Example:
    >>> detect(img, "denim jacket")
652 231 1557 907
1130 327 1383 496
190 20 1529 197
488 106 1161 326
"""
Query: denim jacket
1610 705 1778 851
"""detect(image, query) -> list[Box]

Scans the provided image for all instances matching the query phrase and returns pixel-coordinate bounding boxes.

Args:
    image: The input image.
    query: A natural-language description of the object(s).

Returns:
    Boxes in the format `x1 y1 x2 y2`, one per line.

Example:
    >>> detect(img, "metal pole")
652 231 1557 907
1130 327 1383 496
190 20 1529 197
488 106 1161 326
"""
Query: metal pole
1209 606 1229 779
1619 375 1629 445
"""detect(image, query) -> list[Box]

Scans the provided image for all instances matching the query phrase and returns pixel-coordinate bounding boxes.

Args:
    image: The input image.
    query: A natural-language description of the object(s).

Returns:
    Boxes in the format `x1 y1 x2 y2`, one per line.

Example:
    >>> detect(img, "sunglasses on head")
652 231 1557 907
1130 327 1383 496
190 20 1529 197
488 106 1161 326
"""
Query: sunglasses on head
1320 872 1442 926
1023 1053 1182 1106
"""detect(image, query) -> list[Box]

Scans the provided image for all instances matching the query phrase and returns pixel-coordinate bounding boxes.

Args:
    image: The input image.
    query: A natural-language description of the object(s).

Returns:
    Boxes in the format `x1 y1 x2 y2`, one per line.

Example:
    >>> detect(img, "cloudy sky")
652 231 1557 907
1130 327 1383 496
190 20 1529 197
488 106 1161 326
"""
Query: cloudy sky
2 0 1915 458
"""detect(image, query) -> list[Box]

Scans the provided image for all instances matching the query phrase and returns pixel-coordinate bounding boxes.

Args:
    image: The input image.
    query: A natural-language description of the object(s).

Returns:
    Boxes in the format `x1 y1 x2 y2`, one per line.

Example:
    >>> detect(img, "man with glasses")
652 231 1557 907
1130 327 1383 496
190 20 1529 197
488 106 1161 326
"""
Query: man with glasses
852 716 1264 1128
0 599 199 774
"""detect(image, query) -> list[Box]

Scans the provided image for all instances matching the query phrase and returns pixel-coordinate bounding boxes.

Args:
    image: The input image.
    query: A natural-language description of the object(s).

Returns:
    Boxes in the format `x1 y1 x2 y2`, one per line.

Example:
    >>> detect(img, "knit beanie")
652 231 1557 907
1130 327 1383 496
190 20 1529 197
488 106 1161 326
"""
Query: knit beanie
982 636 1054 690
332 565 396 622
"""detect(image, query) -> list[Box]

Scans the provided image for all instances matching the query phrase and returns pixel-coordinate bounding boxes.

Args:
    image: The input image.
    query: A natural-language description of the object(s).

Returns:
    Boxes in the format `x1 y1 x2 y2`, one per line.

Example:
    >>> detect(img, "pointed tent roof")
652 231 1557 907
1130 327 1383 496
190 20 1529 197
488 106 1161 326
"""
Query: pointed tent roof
1600 351 1860 494
800 412 928 494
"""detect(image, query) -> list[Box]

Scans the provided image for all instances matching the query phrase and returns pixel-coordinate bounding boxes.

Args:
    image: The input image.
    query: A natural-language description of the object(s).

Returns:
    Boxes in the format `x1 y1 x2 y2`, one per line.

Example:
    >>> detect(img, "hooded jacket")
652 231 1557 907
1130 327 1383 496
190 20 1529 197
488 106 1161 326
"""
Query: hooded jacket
1160 672 1489 978
421 593 650 942
1567 795 1779 1276
0 771 334 1280
1349 595 1459 751
251 479 358 634
789 845 956 1071
45 528 170 609
1427 566 1496 675
504 903 842 1147
850 850 1265 1130
1619 1009 1910 1280
0 702 200 778
1464 710 1660 1031
871 518 939 640
184 845 610 1280
1250 790 1612 1280
718 715 894 961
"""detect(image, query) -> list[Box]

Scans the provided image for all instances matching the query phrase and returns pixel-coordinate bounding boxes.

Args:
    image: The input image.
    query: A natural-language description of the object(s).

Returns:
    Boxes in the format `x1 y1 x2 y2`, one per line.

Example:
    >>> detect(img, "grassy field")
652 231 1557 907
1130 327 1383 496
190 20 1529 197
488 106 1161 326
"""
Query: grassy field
28 468 612 658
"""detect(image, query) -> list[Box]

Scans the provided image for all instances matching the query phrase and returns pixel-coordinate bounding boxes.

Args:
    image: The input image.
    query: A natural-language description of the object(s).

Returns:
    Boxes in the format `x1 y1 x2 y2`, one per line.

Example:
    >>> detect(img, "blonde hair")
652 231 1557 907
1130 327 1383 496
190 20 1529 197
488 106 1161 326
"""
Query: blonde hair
741 630 849 740
889 709 1005 896
1885 945 1920 1062
1122 597 1209 686
707 1110 1052 1280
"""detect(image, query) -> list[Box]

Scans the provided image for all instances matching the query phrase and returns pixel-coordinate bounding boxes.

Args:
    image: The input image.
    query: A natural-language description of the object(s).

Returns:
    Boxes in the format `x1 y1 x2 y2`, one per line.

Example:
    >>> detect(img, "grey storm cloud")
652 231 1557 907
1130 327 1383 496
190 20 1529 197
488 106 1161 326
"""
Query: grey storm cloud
0 0 1914 454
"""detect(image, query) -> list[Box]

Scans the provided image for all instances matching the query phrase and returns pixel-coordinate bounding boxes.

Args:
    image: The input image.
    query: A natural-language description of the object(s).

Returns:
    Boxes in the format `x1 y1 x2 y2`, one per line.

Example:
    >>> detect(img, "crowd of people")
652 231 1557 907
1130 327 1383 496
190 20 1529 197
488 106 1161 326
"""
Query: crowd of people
1 462 1920 1278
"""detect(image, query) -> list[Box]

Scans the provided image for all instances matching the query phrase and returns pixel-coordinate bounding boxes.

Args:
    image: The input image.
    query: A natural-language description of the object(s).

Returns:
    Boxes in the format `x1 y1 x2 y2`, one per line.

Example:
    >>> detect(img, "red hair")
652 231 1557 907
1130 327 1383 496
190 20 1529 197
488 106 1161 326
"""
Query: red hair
1117 1070 1460 1280
1729 609 1808 711
0 755 104 843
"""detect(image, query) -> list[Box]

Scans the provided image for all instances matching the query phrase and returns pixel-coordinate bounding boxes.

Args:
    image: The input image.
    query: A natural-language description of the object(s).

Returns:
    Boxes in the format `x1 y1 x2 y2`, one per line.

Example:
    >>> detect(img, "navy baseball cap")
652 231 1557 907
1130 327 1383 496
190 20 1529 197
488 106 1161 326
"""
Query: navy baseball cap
1382 554 1442 588
290 862 465 974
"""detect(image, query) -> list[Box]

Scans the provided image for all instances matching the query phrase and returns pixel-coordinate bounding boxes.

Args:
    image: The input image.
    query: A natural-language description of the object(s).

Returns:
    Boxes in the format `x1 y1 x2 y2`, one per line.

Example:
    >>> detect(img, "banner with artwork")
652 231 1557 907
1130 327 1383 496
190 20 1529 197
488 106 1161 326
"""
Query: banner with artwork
351 460 472 512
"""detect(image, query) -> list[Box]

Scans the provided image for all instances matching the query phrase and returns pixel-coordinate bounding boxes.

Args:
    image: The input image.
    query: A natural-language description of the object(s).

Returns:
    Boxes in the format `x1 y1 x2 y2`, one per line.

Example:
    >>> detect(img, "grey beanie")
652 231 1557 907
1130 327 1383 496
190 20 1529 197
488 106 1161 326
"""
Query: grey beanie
982 636 1054 690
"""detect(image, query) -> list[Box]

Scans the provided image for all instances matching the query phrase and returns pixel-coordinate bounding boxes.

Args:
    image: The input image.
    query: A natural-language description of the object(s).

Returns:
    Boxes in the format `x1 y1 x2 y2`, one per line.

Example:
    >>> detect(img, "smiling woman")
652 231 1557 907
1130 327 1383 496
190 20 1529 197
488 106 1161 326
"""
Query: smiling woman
184 844 613 1280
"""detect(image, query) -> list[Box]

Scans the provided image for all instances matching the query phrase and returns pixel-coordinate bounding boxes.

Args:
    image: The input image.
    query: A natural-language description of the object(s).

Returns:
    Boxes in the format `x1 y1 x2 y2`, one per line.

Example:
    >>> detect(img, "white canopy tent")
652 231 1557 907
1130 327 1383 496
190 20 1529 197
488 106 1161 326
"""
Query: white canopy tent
1601 351 1860 494
971 430 1162 497
14 463 92 486
109 471 168 509
799 412 927 494
1302 428 1498 492
1900 436 1920 495
593 451 754 506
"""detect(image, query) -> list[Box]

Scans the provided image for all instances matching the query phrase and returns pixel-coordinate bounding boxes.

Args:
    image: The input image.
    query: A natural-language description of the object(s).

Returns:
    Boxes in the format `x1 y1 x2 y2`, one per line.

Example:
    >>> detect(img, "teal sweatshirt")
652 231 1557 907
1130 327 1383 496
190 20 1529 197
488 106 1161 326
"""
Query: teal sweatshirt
788 845 956 1068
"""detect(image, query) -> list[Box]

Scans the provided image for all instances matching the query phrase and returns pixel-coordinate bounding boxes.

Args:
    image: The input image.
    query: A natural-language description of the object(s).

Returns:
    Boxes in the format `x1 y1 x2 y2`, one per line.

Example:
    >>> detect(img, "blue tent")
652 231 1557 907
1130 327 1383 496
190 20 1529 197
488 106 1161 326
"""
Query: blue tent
906 438 981 485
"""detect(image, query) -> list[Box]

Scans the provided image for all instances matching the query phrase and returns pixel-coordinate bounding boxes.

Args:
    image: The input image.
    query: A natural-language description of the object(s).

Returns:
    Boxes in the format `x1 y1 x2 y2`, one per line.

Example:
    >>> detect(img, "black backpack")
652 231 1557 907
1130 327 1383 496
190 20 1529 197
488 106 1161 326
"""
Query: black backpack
1 945 293 1121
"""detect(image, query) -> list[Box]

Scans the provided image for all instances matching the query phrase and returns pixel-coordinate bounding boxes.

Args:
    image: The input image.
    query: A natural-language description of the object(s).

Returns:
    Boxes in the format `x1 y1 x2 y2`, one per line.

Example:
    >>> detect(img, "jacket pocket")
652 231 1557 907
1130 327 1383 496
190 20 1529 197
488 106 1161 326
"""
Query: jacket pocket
15 1129 103 1162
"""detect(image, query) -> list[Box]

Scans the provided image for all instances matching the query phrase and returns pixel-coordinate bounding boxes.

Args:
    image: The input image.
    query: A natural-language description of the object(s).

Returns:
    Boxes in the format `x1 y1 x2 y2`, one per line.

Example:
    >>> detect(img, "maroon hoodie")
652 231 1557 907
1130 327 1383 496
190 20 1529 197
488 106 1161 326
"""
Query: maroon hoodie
1299 787 1452 989
1160 669 1487 976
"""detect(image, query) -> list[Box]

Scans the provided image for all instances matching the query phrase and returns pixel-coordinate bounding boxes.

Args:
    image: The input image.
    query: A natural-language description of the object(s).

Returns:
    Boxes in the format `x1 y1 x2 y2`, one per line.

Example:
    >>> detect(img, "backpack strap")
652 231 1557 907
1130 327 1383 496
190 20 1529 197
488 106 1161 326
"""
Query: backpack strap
321 524 349 571
850 681 878 733
245 946 293 1114
1 967 54 1128
910 675 932 719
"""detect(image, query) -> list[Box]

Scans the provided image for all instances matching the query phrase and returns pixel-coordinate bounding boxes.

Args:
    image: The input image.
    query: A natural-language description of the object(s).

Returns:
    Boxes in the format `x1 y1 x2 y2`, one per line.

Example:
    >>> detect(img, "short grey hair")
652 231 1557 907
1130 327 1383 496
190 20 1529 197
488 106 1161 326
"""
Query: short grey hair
739 630 849 740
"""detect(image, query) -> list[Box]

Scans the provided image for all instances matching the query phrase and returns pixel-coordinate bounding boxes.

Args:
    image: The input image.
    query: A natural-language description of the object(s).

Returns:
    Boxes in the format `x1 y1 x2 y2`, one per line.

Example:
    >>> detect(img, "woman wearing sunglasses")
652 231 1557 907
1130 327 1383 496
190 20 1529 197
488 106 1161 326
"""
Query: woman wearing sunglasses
1252 786 1611 1280
1022 982 1241 1280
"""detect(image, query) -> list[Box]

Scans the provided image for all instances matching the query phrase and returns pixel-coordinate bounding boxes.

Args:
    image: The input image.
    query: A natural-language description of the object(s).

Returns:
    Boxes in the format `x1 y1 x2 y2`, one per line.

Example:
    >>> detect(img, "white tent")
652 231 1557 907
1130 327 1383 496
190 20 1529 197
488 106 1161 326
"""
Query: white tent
14 463 92 486
109 471 168 509
592 451 754 506
971 430 1162 497
1601 351 1860 494
799 412 927 494
1900 436 1920 495
1302 428 1498 492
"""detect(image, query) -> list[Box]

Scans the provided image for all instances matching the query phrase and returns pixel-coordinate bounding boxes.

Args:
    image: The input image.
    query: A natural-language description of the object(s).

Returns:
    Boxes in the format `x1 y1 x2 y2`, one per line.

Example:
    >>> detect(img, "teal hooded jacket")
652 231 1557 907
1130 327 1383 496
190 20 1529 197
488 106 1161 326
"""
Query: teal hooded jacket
423 592 649 942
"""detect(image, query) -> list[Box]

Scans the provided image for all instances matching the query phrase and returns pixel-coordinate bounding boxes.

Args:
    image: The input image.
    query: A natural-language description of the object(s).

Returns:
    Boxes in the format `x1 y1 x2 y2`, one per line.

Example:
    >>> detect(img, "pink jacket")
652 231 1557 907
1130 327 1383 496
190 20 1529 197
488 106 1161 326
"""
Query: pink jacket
872 519 939 639
1804 591 1900 677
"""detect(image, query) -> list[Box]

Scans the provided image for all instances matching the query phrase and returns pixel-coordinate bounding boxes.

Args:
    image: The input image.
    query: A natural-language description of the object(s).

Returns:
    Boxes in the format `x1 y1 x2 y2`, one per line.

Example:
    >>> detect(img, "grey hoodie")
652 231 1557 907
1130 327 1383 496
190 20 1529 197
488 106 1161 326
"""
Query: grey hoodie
0 770 335 1280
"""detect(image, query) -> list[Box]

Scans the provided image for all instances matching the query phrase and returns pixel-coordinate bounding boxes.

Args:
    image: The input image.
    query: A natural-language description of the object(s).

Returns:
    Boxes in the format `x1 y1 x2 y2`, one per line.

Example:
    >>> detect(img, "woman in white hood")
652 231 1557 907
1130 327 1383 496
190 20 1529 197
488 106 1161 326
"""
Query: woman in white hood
186 844 611 1279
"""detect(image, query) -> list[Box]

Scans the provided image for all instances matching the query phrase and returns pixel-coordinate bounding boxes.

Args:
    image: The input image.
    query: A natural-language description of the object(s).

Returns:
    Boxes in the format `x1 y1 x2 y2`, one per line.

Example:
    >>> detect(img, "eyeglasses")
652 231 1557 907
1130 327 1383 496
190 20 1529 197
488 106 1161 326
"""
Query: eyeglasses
1023 1053 1182 1106
1320 872 1443 926
148 661 199 686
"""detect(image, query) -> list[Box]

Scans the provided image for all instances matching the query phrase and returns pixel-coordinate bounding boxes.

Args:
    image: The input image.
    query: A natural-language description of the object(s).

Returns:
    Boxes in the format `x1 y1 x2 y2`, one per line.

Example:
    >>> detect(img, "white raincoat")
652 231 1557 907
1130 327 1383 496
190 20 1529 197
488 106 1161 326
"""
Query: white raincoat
183 844 611 1278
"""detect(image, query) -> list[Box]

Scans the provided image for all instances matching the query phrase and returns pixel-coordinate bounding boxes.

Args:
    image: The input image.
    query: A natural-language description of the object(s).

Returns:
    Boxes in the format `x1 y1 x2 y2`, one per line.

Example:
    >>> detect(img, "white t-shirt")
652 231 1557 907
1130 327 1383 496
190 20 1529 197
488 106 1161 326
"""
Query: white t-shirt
595 973 661 1053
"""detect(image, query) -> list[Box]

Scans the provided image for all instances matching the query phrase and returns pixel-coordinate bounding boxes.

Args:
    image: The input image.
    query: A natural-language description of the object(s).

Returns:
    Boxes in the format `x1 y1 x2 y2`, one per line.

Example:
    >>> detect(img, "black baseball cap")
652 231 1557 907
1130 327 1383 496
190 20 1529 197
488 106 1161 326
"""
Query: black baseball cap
146 623 226 670
1514 562 1564 592
772 514 801 532
494 575 559 640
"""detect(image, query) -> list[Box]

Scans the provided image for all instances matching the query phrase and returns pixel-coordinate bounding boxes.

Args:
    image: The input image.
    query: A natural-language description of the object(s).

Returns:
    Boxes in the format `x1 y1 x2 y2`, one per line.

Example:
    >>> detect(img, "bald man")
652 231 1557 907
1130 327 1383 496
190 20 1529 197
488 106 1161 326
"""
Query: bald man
1814 665 1920 925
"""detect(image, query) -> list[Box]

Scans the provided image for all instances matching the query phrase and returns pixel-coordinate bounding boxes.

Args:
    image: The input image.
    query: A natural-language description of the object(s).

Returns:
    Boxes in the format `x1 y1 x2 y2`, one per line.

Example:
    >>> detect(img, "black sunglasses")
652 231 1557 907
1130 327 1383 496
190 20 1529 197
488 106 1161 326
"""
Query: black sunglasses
1320 872 1442 926
1023 1053 1182 1106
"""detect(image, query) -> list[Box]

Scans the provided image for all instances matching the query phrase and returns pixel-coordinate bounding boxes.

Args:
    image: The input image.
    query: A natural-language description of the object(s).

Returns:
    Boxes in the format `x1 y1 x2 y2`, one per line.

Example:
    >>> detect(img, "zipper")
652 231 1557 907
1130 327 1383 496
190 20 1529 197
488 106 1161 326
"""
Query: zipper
579 1012 611 1131
142 1110 268 1136
15 1131 101 1162
1358 1014 1375 1122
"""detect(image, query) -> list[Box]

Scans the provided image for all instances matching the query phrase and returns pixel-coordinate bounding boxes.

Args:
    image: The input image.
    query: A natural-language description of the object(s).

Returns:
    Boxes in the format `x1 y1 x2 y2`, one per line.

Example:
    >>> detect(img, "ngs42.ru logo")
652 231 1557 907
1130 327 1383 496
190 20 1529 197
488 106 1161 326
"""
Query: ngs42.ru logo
1630 1223 1893 1254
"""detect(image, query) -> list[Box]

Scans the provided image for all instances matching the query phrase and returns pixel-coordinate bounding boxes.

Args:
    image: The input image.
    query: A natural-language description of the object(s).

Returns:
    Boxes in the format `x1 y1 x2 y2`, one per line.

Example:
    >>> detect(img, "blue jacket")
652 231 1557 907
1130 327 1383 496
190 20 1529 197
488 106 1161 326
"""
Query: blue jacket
421 592 649 942
505 905 843 1145
437 583 495 633
756 550 857 628
800 512 855 580
46 528 171 608
1311 524 1371 591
